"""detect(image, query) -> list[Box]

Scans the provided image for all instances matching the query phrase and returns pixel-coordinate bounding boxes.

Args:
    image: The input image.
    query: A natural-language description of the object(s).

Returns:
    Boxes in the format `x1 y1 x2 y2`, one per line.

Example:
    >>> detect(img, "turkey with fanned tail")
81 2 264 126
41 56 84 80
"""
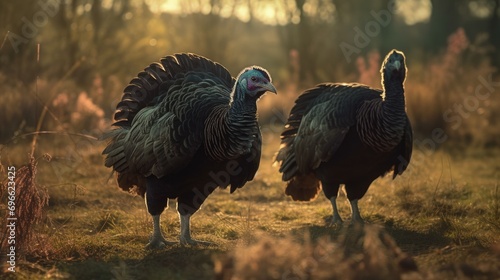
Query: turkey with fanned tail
275 50 412 225
102 53 276 248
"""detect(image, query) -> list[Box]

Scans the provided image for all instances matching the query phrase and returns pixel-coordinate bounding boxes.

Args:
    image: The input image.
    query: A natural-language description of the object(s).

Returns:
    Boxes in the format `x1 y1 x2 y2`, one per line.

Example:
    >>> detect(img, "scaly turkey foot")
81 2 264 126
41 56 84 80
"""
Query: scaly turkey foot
145 236 176 250
328 196 343 227
180 236 214 246
349 199 364 226
179 213 214 246
326 214 344 227
349 215 365 227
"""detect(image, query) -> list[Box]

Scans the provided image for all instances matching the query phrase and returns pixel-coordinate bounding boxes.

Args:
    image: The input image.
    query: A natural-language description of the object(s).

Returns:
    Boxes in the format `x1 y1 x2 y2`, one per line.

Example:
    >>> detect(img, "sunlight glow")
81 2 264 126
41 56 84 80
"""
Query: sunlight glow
254 2 286 25
234 4 251 22
144 0 432 26
469 0 496 18
397 0 432 25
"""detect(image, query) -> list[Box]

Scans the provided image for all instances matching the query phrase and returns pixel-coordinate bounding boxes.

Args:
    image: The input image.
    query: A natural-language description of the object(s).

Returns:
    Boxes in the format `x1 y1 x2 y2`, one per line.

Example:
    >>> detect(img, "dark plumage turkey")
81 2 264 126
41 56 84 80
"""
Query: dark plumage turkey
102 53 276 248
276 50 412 224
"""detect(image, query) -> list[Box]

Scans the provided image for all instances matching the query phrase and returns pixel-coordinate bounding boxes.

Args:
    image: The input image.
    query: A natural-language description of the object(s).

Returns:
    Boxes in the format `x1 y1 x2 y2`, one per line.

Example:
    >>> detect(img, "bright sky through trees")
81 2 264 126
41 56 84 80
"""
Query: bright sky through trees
142 0 435 26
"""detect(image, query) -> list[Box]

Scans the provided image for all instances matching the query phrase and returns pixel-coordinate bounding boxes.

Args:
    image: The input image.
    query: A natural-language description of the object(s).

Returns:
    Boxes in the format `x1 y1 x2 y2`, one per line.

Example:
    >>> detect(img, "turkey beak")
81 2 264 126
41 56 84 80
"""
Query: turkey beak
393 60 401 71
263 82 278 95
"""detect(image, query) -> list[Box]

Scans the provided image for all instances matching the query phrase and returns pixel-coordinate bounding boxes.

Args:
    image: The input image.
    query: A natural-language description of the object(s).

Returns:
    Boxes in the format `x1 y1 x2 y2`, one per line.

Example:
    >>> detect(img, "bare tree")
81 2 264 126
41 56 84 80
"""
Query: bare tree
0 0 44 83
276 0 320 85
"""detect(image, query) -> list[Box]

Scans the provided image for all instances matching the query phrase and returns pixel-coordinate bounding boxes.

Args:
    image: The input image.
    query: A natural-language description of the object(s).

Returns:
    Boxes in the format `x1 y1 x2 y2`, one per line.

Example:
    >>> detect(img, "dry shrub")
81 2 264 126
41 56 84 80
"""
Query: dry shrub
70 91 106 132
406 28 499 147
216 225 500 280
407 28 470 136
49 77 107 134
0 156 49 259
356 51 381 88
0 74 111 143
215 225 418 280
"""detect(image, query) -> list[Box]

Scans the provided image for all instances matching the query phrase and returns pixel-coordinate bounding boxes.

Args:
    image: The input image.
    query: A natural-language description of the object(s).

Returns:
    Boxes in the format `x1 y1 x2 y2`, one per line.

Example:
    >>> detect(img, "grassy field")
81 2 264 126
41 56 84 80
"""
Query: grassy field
1 130 500 279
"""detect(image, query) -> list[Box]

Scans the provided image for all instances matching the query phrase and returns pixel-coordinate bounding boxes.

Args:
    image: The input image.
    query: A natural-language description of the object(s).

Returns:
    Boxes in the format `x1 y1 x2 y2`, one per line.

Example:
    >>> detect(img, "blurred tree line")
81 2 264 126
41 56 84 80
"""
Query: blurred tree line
1 0 498 87
0 0 499 146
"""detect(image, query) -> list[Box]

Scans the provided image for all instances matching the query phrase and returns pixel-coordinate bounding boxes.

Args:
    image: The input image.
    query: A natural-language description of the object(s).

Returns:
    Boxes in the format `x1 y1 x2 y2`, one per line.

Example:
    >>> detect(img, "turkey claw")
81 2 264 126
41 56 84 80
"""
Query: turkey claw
326 215 344 228
145 236 176 250
180 237 214 246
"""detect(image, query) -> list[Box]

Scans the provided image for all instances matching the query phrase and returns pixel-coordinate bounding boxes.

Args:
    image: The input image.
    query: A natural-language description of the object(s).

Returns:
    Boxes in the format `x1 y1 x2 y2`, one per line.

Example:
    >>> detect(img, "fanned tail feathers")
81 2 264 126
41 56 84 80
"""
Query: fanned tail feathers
285 173 321 201
113 53 234 128
276 145 298 182
102 128 148 196
117 172 147 197
275 85 326 182
102 128 129 173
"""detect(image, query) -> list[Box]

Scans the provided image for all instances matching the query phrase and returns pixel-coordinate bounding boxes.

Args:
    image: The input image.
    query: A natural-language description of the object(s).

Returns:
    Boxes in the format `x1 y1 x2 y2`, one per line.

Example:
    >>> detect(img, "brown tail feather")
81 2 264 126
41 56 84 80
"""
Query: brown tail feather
285 173 321 201
117 172 147 197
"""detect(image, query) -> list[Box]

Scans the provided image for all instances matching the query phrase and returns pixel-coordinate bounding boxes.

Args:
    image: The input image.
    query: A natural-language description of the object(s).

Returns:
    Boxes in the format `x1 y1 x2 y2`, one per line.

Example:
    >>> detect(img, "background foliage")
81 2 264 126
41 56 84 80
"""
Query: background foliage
0 0 499 148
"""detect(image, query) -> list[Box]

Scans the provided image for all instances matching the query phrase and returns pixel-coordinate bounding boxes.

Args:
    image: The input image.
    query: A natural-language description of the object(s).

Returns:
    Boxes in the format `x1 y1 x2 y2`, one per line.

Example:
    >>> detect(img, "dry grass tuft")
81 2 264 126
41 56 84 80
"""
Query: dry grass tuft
214 225 418 280
0 156 49 257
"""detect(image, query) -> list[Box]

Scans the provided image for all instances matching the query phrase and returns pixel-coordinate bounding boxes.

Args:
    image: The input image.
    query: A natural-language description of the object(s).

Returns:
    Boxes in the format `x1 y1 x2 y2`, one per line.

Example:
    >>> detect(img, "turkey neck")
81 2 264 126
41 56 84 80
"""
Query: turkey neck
358 77 407 152
382 77 406 124
204 96 258 161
